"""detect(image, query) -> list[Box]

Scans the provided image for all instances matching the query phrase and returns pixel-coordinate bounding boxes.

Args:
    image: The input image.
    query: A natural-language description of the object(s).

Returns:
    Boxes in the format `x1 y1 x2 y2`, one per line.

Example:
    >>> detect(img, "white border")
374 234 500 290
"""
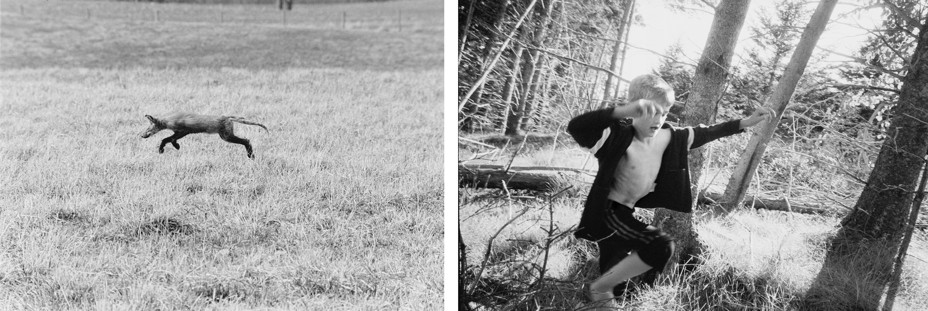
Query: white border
443 1 459 309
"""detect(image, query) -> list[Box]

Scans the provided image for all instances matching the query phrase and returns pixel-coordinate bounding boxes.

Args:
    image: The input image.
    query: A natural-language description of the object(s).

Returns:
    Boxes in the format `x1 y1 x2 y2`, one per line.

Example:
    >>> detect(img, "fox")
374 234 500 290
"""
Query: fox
141 112 269 159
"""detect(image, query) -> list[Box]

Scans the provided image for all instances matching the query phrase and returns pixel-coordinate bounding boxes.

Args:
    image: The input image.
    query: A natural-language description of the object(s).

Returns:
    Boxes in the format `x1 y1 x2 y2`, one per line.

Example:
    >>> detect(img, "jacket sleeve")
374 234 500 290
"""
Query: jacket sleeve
567 108 615 149
689 119 745 149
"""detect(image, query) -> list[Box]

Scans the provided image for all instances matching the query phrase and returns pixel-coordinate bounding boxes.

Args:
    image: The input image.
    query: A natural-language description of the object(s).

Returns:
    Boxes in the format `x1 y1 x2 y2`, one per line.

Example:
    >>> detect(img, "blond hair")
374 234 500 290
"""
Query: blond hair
627 74 675 106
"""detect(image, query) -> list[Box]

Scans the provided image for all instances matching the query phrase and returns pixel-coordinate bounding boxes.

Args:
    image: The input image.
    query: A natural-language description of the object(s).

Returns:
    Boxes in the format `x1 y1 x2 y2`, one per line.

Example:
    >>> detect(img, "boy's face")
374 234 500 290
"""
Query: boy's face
631 100 672 137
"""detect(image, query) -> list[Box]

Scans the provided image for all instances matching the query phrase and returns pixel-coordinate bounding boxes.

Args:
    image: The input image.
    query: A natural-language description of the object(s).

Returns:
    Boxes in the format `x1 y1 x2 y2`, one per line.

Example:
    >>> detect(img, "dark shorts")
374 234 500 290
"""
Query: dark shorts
596 201 673 272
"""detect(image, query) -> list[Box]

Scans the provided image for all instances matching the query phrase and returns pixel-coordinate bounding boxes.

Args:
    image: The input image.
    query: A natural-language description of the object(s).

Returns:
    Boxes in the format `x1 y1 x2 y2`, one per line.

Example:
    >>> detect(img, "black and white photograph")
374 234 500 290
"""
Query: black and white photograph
0 0 443 309
458 0 928 310
4 0 928 309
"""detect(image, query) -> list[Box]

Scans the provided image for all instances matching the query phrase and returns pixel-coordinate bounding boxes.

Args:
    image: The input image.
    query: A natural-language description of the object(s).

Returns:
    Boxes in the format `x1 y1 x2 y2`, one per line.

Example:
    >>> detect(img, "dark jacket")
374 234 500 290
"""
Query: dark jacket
567 108 745 241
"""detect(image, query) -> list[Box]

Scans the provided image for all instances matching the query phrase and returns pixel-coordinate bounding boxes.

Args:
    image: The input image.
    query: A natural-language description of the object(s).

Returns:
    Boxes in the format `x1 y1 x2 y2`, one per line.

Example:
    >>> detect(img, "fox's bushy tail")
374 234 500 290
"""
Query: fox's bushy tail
229 117 269 132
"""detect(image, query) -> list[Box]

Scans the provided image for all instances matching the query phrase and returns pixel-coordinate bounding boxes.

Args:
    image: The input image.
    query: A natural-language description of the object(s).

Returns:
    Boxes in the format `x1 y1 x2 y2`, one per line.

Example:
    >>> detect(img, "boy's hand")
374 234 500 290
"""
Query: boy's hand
615 99 664 119
741 106 776 128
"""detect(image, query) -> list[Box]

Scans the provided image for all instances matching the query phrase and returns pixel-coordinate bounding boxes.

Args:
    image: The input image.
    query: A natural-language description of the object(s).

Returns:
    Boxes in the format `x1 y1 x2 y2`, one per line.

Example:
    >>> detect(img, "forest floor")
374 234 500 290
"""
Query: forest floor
459 132 928 310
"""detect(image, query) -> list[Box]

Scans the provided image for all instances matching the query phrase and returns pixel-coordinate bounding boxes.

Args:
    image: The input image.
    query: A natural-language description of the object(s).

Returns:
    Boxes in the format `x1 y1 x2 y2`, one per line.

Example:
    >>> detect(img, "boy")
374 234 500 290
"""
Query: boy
566 74 774 308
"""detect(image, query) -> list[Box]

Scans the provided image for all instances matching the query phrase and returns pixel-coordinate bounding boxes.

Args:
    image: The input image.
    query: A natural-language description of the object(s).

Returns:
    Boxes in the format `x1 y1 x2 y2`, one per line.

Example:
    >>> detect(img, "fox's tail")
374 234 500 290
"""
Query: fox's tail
229 117 269 132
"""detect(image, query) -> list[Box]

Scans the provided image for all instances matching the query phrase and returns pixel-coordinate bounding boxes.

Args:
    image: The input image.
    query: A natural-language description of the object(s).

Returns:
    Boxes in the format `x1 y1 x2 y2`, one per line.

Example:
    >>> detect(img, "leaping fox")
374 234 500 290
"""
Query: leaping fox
141 112 269 159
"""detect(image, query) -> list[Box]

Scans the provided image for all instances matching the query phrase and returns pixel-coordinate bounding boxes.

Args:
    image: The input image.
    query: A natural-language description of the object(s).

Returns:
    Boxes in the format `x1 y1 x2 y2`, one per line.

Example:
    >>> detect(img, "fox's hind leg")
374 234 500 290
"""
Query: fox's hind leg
159 132 188 153
219 131 254 159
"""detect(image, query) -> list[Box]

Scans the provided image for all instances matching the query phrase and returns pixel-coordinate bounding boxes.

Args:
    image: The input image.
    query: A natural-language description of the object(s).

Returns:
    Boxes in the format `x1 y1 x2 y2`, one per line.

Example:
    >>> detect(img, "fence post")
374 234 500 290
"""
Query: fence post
398 10 402 32
87 8 91 19
155 10 160 22
20 4 23 15
342 11 346 29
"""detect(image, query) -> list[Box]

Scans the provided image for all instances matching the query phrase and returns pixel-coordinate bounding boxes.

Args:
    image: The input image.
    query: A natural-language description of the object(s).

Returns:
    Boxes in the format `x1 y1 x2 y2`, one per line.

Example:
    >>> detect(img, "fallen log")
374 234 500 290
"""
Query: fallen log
459 164 850 215
471 133 571 150
700 192 845 215
458 164 592 192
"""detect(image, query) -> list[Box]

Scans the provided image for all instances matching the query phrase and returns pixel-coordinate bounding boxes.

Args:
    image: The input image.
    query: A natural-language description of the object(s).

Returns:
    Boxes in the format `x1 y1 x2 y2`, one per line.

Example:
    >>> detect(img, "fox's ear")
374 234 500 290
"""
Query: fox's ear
145 115 156 123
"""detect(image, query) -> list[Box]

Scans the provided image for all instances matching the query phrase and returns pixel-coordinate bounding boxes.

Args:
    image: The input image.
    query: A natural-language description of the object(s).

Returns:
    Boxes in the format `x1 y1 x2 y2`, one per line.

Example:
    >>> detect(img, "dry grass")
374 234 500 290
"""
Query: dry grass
0 0 443 309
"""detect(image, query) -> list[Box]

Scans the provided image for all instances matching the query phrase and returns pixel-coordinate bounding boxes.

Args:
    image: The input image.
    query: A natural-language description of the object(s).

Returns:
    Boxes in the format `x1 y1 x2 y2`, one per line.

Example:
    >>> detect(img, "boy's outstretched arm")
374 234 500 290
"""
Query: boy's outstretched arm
689 107 776 149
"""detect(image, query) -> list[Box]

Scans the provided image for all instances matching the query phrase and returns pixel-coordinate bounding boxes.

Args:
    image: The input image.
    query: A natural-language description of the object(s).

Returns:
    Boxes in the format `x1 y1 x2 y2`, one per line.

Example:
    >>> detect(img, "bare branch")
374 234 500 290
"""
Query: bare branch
626 42 699 67
818 47 906 80
669 3 715 15
527 47 631 84
832 3 883 21
465 204 532 295
829 83 900 94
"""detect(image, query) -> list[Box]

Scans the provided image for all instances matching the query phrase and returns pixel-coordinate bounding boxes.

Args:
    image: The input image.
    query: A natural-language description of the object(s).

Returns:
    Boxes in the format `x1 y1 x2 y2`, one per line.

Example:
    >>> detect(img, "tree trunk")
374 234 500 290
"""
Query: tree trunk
502 41 525 135
601 0 633 104
702 192 842 215
485 0 512 56
459 0 477 54
472 0 511 127
804 13 928 310
882 157 928 311
507 0 557 136
614 0 636 100
721 0 838 212
519 56 546 132
651 0 752 267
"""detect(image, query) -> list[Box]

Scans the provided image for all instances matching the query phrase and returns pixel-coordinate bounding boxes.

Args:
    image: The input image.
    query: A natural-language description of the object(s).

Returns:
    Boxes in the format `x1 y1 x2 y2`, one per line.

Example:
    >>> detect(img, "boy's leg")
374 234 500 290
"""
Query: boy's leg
597 234 633 297
597 235 631 275
590 251 652 296
591 202 675 298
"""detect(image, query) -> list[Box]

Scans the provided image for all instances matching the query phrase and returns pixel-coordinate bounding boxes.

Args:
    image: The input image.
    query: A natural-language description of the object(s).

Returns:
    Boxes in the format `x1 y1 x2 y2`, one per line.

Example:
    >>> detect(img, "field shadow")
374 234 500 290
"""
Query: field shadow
135 217 197 236
48 209 92 225
190 280 250 303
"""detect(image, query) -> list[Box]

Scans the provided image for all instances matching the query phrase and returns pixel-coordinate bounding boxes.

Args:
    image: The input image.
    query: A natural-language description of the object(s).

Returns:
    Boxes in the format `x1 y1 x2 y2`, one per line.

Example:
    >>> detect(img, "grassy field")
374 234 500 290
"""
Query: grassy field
459 135 928 310
0 0 442 309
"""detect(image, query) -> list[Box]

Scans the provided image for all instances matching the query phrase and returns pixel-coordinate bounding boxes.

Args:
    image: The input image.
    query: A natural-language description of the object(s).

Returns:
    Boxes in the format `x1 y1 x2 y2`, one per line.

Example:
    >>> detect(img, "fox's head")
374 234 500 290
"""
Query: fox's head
141 115 165 138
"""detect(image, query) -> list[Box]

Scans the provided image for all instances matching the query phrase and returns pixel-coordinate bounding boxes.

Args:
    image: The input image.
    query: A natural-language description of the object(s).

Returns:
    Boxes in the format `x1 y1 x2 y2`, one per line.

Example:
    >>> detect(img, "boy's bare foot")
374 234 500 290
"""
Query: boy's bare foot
584 284 618 310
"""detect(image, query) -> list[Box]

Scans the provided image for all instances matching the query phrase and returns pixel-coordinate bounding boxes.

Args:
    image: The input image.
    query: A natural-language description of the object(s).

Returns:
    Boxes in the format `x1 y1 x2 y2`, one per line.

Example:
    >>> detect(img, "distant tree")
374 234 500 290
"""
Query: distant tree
727 0 808 112
655 44 694 123
805 8 928 311
600 0 635 105
278 0 292 11
505 0 558 136
837 0 926 133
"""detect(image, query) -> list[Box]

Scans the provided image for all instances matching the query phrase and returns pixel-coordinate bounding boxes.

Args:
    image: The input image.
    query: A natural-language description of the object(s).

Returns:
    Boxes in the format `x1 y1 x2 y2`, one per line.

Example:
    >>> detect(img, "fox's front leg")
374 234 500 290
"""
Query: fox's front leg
158 132 188 153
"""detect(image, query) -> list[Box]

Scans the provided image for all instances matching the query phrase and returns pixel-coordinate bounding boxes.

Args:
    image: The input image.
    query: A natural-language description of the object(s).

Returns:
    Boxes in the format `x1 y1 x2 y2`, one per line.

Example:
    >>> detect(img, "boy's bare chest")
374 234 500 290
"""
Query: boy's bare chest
615 130 670 180
609 129 671 204
625 130 670 165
